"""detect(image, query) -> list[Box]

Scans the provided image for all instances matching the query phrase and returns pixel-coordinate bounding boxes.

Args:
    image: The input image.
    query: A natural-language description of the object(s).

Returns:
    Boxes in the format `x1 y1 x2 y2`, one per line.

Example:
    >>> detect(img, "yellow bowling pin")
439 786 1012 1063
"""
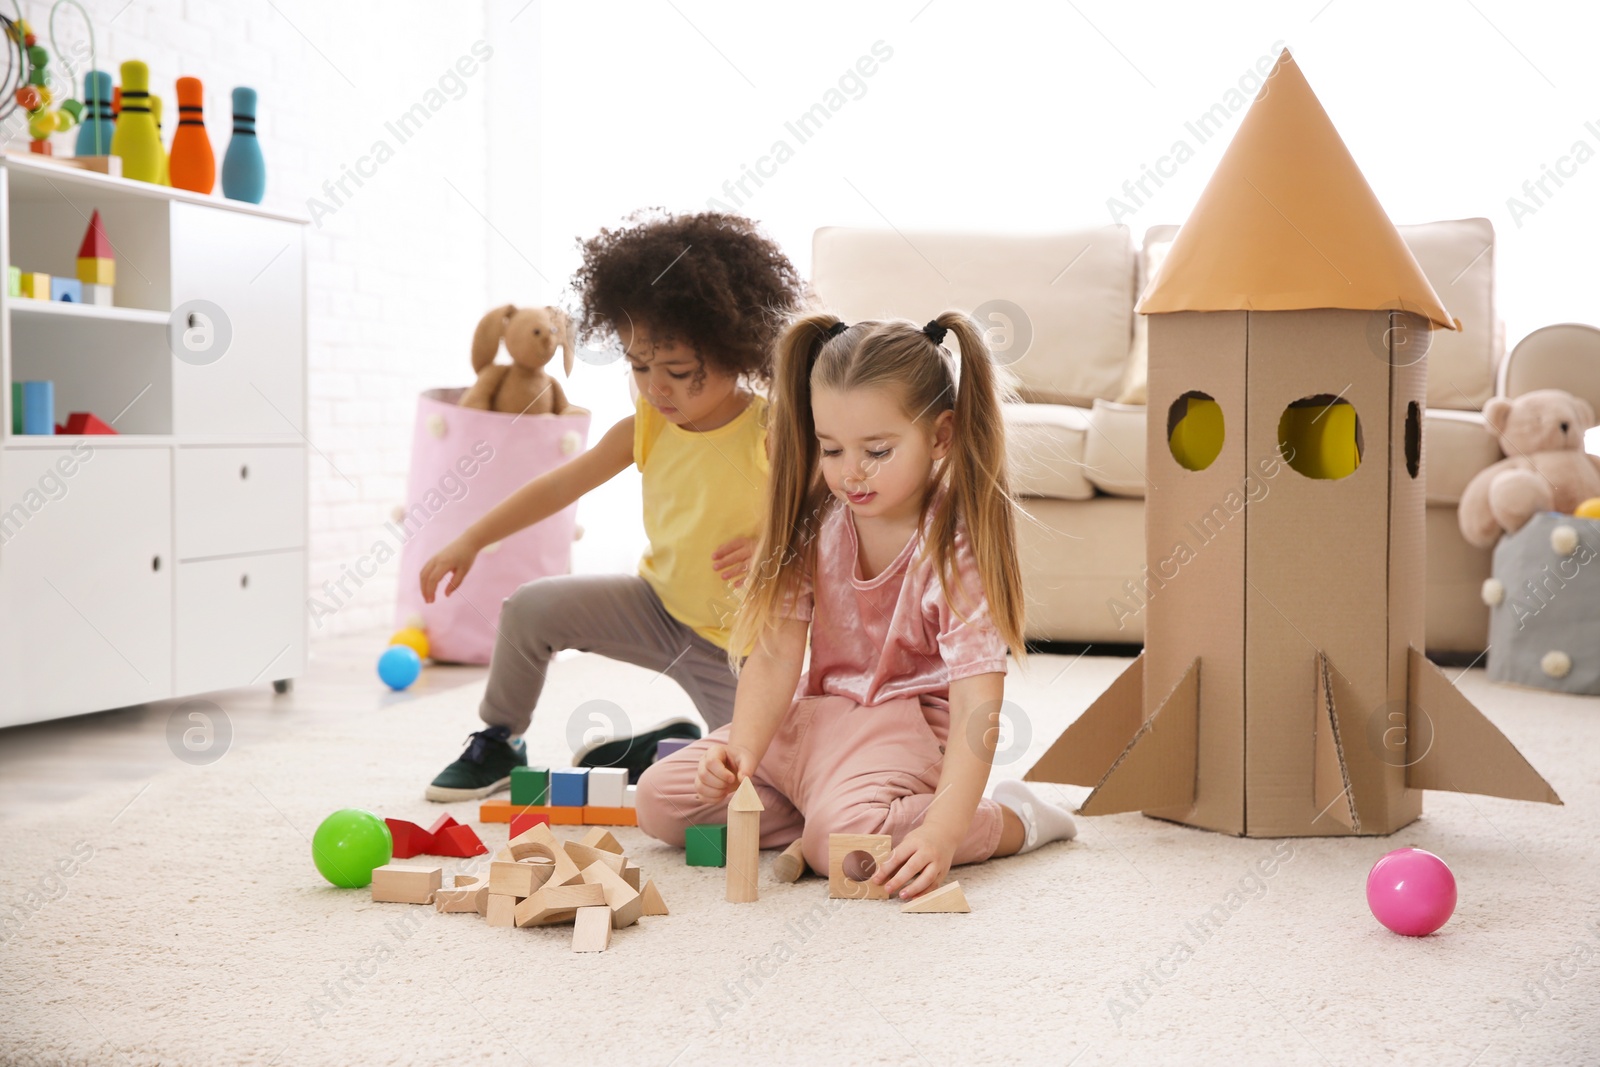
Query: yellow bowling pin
110 61 162 184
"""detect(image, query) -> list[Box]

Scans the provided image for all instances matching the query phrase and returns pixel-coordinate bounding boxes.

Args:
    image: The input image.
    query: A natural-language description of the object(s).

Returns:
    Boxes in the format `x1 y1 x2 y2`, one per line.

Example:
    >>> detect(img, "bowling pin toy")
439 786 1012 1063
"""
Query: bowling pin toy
109 61 162 183
151 94 171 186
220 86 264 204
169 76 214 194
74 70 115 156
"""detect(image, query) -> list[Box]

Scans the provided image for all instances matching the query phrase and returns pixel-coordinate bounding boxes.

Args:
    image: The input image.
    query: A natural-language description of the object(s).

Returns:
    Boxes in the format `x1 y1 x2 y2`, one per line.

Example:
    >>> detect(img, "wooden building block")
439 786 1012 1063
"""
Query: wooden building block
564 841 625 876
579 861 643 929
434 874 489 914
623 784 638 809
489 859 555 899
510 765 549 806
49 277 82 302
771 839 807 883
620 863 642 891
572 906 612 952
479 799 554 824
726 778 763 904
486 892 518 927
587 767 628 808
550 768 588 807
640 878 669 916
685 823 727 868
18 272 50 299
901 881 971 913
581 828 624 854
581 805 637 826
7 266 18 297
509 811 551 838
81 283 112 306
370 864 442 905
514 881 606 927
828 834 892 900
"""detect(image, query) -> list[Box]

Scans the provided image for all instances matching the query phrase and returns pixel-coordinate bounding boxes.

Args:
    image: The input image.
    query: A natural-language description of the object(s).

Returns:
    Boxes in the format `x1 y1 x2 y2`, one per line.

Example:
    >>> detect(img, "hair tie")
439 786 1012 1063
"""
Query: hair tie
923 320 948 345
824 321 849 340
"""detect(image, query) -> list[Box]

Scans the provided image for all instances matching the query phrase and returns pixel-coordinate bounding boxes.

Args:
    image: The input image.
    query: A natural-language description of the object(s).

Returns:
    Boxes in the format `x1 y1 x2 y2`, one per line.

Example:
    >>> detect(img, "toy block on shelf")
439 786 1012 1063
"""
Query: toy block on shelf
685 823 727 868
828 834 892 900
370 864 442 905
81 283 112 307
581 805 637 827
6 266 18 297
901 881 971 914
550 768 589 807
579 860 642 928
623 784 638 808
514 881 606 927
726 778 763 904
49 277 81 302
486 893 518 927
640 878 669 916
581 828 624 855
772 839 807 883
59 412 116 435
509 811 551 838
587 767 628 808
76 209 115 287
18 272 50 299
434 874 488 914
572 906 612 952
510 765 549 806
489 859 556 899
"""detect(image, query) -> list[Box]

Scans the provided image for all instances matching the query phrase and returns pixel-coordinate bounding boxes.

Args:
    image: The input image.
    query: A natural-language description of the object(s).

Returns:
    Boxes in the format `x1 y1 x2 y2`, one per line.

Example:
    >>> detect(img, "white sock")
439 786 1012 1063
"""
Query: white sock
992 779 1077 853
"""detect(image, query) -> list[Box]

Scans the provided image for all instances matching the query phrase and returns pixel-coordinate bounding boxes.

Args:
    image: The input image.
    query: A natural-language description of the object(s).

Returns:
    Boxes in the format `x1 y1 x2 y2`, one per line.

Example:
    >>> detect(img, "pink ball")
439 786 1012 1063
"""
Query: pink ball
1366 847 1457 936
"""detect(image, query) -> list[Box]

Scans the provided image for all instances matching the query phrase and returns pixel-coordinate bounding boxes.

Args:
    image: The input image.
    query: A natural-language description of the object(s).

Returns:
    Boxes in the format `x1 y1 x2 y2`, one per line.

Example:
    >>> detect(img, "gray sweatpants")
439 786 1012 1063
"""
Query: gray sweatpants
479 573 740 739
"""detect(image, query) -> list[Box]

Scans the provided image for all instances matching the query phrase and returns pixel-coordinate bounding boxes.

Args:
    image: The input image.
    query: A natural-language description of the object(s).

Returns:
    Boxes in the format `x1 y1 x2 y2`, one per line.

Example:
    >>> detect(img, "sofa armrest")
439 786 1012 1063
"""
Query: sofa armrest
1500 323 1600 420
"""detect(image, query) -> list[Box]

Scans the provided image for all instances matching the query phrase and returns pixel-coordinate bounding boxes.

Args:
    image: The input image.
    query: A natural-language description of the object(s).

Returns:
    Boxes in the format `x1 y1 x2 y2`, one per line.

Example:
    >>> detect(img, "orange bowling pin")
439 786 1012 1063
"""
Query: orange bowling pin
169 76 214 193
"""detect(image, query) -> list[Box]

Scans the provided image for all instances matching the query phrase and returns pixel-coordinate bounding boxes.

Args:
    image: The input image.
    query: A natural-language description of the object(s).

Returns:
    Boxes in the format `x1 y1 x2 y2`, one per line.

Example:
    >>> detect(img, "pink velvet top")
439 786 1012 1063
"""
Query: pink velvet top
779 488 1010 708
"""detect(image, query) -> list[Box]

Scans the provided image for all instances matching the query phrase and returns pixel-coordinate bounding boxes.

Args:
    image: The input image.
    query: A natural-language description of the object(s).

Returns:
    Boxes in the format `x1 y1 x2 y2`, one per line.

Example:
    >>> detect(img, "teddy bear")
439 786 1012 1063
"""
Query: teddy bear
459 304 575 416
1458 388 1600 548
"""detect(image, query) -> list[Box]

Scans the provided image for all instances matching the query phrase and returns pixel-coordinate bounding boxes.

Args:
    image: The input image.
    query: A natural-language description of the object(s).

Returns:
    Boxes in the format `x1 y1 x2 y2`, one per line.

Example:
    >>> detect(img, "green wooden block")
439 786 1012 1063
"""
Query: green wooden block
510 765 548 806
10 382 20 435
6 266 19 298
685 823 727 868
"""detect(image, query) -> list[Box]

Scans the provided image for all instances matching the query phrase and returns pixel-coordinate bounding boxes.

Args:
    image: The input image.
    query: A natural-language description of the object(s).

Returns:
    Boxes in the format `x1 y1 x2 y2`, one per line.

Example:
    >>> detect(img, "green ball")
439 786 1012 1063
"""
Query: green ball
312 808 392 888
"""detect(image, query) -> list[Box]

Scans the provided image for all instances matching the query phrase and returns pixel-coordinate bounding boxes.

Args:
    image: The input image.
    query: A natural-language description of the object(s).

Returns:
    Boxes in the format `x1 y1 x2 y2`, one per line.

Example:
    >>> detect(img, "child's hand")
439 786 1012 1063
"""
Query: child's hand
695 742 758 802
420 538 479 603
874 825 958 902
711 536 756 587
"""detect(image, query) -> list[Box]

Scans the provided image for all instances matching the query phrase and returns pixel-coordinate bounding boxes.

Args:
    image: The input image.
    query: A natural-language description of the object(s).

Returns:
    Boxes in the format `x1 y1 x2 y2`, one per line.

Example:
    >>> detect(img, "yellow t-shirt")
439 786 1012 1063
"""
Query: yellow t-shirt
633 391 770 654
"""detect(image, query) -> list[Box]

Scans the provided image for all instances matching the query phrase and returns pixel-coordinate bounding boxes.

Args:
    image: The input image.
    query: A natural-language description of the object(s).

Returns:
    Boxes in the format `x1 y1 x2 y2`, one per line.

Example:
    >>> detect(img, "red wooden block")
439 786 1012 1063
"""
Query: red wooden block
385 818 431 860
60 412 117 435
509 811 551 838
432 822 487 857
382 814 485 859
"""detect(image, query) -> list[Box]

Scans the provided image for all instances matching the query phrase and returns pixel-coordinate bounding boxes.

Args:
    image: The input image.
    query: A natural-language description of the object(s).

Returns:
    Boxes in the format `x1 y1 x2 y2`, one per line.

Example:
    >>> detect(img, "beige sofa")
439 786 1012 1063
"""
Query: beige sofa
810 218 1564 655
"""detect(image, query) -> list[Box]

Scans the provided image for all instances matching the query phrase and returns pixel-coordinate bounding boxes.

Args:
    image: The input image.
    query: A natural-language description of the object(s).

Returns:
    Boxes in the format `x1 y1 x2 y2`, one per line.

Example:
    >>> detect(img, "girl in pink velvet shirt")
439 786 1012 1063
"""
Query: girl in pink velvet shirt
636 311 1079 901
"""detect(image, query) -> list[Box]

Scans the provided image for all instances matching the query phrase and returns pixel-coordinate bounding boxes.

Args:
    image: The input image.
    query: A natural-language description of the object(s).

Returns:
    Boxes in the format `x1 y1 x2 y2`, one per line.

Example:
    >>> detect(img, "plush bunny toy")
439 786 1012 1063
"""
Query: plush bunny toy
459 304 575 416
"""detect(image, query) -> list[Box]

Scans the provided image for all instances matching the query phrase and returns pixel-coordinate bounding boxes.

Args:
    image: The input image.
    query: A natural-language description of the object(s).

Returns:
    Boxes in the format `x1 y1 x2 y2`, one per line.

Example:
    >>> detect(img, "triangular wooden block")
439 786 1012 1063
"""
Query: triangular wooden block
901 881 970 913
730 777 764 812
639 878 668 916
1405 647 1562 805
1312 653 1359 832
581 828 624 854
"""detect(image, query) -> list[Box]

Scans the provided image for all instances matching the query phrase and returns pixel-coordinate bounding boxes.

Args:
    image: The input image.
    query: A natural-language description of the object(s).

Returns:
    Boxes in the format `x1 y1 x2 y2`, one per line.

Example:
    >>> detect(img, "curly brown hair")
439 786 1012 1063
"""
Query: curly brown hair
572 210 804 385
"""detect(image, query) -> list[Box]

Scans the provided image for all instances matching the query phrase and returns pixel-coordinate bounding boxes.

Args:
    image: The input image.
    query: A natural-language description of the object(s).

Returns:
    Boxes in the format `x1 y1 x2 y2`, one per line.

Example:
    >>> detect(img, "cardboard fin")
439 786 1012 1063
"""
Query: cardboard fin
1024 654 1146 788
1077 658 1199 816
1312 653 1359 832
1405 647 1562 805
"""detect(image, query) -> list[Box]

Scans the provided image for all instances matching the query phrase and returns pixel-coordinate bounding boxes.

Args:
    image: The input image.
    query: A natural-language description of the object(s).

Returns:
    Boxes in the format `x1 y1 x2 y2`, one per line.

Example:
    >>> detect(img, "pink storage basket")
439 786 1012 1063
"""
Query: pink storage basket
394 387 590 664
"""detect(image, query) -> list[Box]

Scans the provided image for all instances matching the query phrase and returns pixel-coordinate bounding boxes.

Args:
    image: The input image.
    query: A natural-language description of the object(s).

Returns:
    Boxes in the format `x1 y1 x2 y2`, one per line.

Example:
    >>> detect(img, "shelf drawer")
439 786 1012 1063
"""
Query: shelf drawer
175 550 305 695
175 446 305 559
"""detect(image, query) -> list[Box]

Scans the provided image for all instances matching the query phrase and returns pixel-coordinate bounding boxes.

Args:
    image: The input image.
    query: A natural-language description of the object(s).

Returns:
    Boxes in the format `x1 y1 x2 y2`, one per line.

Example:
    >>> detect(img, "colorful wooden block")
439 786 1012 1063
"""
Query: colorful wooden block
20 381 53 435
828 833 892 900
587 767 628 808
685 823 727 868
550 767 588 807
50 277 82 302
510 765 549 806
81 283 112 307
59 412 116 435
383 814 486 859
7 266 19 297
623 784 638 809
480 799 571 824
76 258 114 286
370 864 442 905
655 738 693 762
18 272 50 299
580 805 637 826
509 811 551 838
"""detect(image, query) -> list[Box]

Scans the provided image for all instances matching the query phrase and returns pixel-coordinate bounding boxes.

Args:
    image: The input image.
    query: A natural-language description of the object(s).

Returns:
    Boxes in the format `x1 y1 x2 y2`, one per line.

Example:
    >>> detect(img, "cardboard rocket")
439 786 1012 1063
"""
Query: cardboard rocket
1024 49 1562 836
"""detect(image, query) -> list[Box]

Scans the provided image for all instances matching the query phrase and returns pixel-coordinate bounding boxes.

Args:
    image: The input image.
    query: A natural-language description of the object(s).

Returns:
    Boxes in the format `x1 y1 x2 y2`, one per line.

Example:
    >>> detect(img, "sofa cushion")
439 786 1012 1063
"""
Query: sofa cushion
1003 403 1096 501
1082 398 1148 497
811 226 1136 408
1425 408 1501 506
1396 218 1501 412
1118 225 1179 405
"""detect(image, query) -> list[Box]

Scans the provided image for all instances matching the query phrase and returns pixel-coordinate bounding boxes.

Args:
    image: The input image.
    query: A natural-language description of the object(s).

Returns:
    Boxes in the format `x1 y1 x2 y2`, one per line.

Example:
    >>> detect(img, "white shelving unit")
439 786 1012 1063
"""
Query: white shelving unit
0 154 309 728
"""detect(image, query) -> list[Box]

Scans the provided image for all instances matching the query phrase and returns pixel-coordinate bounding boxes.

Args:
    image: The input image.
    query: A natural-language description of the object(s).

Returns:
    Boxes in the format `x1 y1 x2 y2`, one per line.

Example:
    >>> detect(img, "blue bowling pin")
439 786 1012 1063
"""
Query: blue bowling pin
220 87 265 204
74 70 115 157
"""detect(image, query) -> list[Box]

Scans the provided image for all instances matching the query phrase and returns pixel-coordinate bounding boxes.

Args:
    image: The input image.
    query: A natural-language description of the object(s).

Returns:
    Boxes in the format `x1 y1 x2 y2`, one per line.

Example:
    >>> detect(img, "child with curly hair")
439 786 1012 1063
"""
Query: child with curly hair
419 210 804 801
636 312 1079 900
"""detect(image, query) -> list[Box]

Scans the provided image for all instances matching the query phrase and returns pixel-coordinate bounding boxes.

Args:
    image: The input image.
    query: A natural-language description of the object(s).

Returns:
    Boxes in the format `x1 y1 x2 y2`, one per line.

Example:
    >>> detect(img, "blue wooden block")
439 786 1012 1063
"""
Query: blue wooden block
50 277 82 303
20 380 53 435
550 767 588 807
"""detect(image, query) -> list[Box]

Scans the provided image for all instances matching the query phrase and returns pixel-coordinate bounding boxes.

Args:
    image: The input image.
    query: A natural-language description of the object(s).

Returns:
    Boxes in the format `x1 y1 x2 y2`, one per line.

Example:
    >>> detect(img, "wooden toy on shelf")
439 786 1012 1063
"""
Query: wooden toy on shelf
81 283 112 307
901 881 970 913
6 266 18 297
76 210 115 287
49 277 80 302
75 70 116 157
828 833 892 900
772 839 807 883
110 61 162 183
370 864 442 905
18 272 50 299
221 87 266 204
169 76 216 193
55 412 116 436
726 778 762 903
685 823 727 868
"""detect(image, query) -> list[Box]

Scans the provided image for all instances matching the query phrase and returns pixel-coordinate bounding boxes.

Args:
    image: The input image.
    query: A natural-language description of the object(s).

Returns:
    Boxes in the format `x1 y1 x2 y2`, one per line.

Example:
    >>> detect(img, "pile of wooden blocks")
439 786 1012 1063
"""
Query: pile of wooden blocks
370 823 668 952
479 766 637 828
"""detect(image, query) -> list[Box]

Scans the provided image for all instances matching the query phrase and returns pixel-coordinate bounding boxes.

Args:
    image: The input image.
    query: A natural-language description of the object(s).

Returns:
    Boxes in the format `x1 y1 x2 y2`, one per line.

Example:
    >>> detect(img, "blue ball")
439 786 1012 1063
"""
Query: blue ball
377 645 422 690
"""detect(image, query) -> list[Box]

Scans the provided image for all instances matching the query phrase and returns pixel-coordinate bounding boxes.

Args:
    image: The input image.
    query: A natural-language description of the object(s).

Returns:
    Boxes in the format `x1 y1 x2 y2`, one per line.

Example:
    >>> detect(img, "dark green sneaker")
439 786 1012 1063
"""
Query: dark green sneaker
573 715 702 783
425 726 527 802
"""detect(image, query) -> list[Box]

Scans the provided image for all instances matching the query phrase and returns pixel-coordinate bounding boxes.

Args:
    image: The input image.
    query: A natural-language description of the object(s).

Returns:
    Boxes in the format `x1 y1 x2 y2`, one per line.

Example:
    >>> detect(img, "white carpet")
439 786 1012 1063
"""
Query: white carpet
1 652 1596 1066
